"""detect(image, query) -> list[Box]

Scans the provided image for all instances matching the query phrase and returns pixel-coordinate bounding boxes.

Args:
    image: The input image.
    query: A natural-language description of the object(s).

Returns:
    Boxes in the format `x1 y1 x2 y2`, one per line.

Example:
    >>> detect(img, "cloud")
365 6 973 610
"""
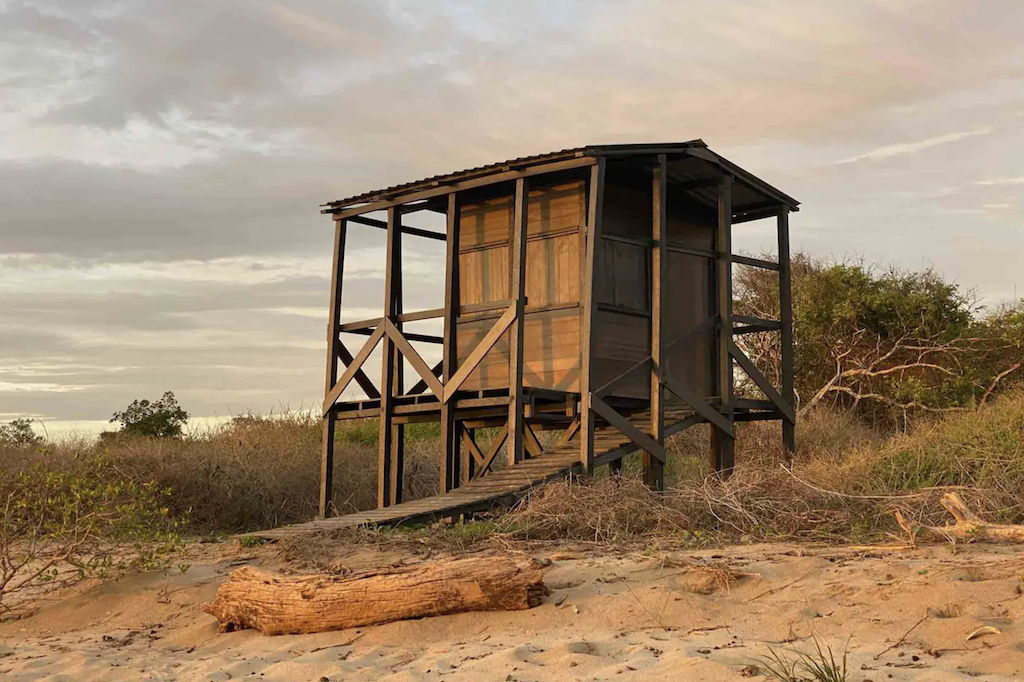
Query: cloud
977 177 1024 186
835 128 993 164
1 0 1023 422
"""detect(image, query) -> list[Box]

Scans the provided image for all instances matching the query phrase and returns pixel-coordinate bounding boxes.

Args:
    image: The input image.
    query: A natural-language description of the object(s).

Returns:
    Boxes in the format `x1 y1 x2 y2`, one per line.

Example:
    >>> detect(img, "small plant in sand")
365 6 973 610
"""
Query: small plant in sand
757 636 849 682
0 455 186 619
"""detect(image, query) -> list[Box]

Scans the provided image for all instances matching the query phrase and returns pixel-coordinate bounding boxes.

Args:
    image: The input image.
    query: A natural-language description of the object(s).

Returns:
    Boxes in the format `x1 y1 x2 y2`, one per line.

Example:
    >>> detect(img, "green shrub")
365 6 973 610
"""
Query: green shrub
0 455 185 618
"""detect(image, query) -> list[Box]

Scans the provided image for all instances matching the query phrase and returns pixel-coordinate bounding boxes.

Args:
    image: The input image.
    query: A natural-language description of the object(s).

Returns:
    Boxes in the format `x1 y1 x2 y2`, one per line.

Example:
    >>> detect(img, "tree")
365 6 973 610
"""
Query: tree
110 392 189 438
733 254 1023 427
0 419 41 449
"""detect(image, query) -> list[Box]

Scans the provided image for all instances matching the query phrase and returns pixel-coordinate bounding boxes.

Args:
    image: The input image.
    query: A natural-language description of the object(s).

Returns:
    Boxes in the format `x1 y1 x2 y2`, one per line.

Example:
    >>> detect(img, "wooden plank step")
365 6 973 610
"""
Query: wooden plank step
240 406 698 540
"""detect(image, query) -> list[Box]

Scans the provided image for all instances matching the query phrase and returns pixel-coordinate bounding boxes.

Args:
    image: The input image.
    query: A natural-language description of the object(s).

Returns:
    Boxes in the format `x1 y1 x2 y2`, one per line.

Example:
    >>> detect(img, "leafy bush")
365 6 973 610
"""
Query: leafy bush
734 253 1024 426
0 418 41 449
110 391 189 438
0 455 185 618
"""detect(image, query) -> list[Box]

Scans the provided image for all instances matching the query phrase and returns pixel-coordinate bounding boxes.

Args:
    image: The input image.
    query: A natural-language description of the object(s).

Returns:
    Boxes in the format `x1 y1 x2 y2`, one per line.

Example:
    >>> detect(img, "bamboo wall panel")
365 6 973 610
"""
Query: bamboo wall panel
527 180 585 236
454 179 585 393
455 308 580 392
459 246 510 306
526 234 580 307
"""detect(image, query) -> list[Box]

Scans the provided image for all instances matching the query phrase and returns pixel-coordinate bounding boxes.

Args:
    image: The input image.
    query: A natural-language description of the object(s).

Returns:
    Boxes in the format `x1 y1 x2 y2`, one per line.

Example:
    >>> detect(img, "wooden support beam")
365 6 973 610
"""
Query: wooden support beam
524 423 544 459
507 178 529 466
441 192 459 492
378 207 399 508
461 429 486 468
664 243 716 259
339 308 443 334
320 219 346 518
328 157 597 220
711 176 735 476
322 325 384 414
732 314 781 331
336 339 381 399
729 341 796 423
647 154 667 490
661 370 733 434
778 206 796 454
347 214 447 242
443 303 517 402
346 326 443 345
556 416 581 448
407 360 442 396
591 398 665 463
731 254 779 271
392 235 406 506
472 424 509 481
579 159 606 475
385 320 444 397
460 426 475 484
665 413 705 438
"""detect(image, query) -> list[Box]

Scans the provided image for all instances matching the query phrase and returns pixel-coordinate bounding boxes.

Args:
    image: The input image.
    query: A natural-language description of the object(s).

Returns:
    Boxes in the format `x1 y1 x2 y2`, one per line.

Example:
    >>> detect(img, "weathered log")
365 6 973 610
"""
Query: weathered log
201 557 548 635
896 492 1024 543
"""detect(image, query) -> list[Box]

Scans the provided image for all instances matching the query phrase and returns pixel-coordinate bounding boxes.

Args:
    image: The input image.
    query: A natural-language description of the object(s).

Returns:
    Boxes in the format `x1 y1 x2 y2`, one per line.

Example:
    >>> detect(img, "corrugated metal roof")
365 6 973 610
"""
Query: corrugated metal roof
322 140 799 211
323 147 591 210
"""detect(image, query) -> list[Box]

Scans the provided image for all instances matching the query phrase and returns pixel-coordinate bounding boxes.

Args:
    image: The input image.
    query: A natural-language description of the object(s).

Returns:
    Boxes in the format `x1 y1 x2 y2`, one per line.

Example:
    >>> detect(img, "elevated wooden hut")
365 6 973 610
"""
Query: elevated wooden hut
316 141 798 524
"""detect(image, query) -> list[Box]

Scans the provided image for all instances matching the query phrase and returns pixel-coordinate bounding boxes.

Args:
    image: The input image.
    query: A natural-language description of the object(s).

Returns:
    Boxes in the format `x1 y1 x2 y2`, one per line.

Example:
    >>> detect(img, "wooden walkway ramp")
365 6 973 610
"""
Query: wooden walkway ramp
244 406 694 540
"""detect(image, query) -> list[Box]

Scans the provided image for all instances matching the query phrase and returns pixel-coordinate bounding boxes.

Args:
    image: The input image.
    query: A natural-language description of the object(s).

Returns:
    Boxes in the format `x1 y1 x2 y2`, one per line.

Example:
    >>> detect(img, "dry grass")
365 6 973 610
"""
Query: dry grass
500 392 1024 546
7 390 1024 543
1 415 440 534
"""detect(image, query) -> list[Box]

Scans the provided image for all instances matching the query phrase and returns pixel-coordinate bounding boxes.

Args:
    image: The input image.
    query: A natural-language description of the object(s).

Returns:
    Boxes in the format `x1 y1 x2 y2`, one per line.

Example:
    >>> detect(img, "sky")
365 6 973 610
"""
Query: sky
2 0 1023 434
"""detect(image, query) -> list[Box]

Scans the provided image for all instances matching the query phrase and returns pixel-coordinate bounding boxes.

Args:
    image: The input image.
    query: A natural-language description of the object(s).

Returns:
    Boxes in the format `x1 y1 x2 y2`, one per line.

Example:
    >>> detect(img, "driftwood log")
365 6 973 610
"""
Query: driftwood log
896 492 1024 543
201 557 548 635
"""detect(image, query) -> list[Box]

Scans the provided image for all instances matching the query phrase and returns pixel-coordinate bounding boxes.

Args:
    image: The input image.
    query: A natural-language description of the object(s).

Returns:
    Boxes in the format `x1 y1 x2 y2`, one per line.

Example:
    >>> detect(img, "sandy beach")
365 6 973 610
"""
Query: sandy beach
2 540 1023 681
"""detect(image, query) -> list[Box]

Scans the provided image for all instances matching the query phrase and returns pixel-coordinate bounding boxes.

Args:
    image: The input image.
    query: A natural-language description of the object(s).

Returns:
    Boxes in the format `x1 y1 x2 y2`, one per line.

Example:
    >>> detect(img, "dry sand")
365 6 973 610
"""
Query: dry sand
2 540 1023 681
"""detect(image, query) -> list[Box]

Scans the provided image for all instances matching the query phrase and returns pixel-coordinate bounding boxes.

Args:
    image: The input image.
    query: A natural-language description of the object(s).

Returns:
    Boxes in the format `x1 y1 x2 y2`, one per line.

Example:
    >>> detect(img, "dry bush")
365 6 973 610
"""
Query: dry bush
6 415 440 535
102 416 440 532
504 392 1024 545
501 476 692 543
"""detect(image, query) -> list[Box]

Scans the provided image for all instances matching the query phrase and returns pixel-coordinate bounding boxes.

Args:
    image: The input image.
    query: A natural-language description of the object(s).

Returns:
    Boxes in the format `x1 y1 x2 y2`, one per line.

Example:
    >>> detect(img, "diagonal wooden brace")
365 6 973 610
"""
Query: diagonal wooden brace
336 339 381 399
322 325 385 414
729 341 796 424
660 369 733 435
443 303 517 403
590 397 665 463
461 430 487 468
407 360 442 396
385 318 444 397
471 424 509 480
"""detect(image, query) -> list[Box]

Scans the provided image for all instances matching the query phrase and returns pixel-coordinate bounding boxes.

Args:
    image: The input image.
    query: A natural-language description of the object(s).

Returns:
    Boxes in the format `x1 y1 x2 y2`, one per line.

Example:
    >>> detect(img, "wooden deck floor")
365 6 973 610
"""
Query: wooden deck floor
243 406 694 540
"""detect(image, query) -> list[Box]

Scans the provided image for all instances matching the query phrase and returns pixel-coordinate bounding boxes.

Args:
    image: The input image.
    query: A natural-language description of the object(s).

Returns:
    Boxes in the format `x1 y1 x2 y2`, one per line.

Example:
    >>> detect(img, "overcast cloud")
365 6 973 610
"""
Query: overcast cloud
2 0 1022 431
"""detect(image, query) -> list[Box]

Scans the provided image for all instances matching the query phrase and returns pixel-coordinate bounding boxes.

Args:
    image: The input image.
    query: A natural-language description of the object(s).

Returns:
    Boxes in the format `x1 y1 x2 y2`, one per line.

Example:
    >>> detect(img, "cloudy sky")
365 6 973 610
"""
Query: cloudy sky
2 0 1023 433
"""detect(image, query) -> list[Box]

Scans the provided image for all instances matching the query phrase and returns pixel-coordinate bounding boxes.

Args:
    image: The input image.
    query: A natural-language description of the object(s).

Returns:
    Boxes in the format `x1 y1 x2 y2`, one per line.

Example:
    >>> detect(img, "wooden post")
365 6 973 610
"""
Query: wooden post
646 155 667 490
391 224 405 505
319 219 346 518
579 159 606 474
507 178 529 465
711 176 735 476
378 207 400 508
441 193 460 492
462 426 476 484
777 206 796 455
